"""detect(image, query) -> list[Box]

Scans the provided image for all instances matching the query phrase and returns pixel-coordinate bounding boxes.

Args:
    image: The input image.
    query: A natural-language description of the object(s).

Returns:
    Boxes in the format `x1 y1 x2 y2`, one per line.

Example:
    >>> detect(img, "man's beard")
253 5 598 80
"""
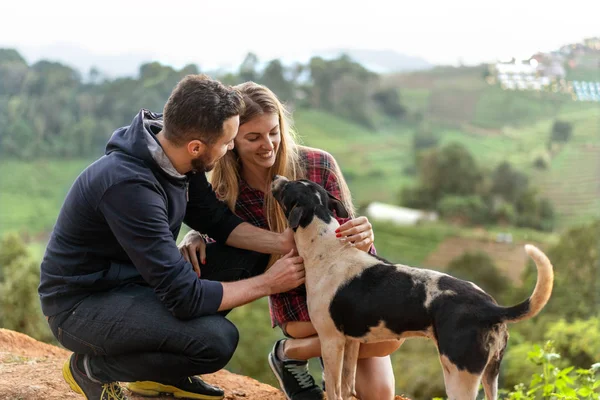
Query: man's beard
191 153 216 173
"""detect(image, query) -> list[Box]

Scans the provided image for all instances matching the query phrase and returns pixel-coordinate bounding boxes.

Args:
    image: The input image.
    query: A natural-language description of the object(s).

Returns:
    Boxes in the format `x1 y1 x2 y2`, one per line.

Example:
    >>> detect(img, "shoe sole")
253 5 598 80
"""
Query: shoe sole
62 359 88 400
126 381 224 400
267 353 292 400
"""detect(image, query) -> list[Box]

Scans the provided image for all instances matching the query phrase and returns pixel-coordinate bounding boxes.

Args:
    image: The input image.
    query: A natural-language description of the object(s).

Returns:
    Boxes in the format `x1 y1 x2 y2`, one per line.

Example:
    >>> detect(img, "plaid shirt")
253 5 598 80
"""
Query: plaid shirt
232 148 376 328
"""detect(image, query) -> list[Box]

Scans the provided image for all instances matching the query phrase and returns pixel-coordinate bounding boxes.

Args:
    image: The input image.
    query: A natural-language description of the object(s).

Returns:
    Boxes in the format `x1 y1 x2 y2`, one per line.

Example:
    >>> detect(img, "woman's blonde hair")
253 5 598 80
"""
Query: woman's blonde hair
210 81 355 266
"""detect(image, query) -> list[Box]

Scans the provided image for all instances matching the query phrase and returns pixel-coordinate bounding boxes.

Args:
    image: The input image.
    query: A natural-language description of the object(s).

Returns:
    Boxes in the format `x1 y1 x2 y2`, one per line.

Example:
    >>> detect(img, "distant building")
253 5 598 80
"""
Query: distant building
583 37 600 51
365 202 438 226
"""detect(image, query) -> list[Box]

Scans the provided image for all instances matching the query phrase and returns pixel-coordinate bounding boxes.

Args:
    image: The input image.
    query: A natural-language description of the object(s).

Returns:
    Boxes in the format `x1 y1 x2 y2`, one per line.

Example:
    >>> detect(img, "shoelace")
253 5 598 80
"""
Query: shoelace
285 363 315 389
101 383 128 400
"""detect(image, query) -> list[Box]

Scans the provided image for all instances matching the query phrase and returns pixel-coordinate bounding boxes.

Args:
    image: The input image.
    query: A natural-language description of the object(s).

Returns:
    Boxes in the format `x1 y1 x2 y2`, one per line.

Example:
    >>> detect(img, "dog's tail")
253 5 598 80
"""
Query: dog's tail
493 244 554 323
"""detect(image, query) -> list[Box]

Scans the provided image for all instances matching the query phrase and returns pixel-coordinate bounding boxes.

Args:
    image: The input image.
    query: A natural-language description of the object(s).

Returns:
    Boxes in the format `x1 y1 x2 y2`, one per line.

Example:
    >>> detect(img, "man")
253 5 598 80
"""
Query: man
39 74 305 400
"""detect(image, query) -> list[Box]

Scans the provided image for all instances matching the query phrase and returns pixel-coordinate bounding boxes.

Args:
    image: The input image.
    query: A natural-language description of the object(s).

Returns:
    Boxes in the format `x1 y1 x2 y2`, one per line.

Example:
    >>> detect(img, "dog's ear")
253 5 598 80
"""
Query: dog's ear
289 207 304 230
327 193 349 218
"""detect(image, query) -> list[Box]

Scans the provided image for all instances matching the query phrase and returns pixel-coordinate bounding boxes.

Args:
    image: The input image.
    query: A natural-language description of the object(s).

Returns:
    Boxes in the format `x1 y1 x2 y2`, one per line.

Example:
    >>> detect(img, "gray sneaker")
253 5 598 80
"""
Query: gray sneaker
268 340 324 400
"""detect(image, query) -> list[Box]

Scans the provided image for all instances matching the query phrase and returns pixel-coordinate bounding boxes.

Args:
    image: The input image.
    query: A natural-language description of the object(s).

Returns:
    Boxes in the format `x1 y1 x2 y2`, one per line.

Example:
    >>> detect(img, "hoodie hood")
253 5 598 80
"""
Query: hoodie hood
105 109 185 180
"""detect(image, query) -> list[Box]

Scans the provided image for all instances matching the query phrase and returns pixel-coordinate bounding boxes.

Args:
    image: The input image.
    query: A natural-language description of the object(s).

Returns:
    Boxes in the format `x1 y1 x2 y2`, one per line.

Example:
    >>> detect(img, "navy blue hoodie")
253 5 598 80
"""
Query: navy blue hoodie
39 109 244 319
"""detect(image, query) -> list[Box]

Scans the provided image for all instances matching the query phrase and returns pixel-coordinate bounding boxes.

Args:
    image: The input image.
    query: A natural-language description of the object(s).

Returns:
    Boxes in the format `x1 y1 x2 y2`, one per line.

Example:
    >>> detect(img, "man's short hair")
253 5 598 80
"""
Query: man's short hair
163 74 244 146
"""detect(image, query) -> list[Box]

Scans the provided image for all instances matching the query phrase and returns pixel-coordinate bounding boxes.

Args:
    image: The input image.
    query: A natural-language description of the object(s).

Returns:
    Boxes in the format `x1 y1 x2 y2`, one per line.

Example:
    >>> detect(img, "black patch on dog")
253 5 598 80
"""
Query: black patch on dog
329 264 431 338
428 276 508 374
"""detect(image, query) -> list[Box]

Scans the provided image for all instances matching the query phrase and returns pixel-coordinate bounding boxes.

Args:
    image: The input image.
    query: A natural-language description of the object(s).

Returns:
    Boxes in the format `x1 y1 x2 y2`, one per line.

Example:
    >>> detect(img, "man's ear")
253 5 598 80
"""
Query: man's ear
187 139 206 156
327 193 349 218
289 207 304 230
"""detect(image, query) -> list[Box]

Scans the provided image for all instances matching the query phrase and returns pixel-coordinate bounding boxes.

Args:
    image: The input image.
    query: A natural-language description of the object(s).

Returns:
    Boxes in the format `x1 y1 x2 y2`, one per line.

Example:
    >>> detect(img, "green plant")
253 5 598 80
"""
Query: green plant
503 341 600 399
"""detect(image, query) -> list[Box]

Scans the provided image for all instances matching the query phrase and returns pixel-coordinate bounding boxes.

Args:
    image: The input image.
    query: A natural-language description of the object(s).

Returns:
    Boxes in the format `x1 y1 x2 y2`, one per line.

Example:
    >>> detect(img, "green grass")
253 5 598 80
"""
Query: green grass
371 221 455 266
473 87 570 129
0 159 92 236
371 220 558 268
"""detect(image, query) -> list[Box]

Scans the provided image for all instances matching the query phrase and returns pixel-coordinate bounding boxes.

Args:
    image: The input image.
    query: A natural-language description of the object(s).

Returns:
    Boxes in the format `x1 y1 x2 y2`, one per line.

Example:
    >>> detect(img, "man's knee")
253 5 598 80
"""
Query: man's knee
190 317 239 370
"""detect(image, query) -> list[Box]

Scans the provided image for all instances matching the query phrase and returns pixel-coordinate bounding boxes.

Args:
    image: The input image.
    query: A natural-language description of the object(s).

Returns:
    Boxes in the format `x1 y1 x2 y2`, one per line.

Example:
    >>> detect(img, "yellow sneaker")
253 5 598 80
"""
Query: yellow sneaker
126 377 224 399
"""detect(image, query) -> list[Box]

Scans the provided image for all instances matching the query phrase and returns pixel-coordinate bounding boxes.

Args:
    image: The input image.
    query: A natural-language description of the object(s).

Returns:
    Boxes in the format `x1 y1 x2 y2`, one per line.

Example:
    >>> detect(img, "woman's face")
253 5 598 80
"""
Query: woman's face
235 113 281 170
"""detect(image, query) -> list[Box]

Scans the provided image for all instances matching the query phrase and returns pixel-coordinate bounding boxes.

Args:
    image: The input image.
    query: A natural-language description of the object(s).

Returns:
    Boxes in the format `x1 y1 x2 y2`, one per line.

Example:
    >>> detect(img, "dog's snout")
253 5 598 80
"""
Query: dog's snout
271 175 289 195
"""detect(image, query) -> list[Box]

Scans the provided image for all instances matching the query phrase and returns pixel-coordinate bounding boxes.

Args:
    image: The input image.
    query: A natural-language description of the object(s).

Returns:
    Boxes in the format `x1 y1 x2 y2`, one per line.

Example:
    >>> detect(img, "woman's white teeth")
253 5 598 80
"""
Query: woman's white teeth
258 151 273 159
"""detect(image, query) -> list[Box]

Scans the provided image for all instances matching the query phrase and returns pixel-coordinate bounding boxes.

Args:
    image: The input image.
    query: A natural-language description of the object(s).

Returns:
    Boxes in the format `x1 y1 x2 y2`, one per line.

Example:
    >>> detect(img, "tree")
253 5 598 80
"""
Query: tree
412 122 438 151
550 120 573 142
260 59 294 103
239 52 259 82
372 88 406 118
419 143 483 201
0 233 54 342
0 49 28 96
490 162 529 204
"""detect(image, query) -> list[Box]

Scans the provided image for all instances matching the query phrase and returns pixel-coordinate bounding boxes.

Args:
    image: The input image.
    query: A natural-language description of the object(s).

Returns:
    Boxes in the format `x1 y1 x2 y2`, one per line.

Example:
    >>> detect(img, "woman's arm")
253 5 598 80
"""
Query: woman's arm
310 149 376 253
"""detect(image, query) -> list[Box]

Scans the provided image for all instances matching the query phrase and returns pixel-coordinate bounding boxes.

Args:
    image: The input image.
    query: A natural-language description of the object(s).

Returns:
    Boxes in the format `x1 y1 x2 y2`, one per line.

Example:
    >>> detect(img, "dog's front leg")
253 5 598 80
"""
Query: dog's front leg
321 334 346 400
341 339 360 399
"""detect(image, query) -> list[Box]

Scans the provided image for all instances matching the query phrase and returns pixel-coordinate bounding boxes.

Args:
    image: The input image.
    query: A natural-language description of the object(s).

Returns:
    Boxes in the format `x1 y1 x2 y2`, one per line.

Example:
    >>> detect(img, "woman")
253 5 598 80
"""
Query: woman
183 82 401 400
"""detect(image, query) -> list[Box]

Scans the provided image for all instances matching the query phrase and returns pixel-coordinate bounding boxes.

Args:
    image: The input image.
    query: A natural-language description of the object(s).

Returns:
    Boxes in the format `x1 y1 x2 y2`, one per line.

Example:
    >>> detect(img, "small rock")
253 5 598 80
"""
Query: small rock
232 389 246 396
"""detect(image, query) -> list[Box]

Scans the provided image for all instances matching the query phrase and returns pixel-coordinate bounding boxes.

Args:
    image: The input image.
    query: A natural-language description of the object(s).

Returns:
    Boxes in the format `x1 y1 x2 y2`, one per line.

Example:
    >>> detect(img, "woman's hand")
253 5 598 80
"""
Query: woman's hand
178 230 207 277
336 216 374 252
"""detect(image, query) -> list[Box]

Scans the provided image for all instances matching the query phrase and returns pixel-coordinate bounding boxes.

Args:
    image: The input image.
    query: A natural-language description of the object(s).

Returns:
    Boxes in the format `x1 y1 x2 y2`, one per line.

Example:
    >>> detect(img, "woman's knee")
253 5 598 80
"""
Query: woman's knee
281 321 317 339
359 340 402 358
356 359 396 400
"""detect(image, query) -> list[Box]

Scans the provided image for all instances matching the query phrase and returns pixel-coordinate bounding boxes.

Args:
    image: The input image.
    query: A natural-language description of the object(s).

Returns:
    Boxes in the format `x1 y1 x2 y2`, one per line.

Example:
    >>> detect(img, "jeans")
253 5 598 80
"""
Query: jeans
48 243 269 384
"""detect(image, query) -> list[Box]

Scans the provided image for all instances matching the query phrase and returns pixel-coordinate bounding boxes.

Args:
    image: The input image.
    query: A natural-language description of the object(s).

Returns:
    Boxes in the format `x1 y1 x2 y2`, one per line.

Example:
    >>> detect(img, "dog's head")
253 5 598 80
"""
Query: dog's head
271 175 349 230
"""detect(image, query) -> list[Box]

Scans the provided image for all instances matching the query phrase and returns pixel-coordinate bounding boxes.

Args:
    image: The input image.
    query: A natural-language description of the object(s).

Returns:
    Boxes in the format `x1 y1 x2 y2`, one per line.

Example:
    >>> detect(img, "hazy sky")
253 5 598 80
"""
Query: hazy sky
2 0 598 69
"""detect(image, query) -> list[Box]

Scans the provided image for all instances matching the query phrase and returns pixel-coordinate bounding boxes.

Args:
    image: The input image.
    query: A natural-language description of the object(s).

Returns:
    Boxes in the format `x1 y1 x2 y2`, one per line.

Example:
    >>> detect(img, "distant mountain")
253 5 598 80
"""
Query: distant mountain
15 43 159 79
313 48 434 73
9 43 434 80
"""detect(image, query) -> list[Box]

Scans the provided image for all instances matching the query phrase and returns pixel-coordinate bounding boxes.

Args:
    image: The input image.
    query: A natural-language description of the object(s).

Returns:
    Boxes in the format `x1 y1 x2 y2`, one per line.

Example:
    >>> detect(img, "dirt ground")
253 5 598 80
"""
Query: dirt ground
0 329 408 400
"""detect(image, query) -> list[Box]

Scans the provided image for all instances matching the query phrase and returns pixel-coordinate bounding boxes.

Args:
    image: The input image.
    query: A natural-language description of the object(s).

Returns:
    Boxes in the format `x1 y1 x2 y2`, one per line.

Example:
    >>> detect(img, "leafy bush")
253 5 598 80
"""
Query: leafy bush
438 195 488 225
503 341 599 399
550 120 573 143
546 318 600 369
0 233 54 343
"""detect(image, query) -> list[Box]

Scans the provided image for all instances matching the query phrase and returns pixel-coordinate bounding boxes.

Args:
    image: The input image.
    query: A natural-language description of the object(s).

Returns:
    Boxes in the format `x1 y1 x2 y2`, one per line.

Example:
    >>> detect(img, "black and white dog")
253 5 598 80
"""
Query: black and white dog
271 176 554 400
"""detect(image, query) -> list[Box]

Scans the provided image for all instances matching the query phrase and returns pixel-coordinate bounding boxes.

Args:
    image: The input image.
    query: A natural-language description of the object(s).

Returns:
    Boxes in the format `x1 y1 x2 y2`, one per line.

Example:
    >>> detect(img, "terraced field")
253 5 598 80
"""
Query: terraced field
534 144 600 227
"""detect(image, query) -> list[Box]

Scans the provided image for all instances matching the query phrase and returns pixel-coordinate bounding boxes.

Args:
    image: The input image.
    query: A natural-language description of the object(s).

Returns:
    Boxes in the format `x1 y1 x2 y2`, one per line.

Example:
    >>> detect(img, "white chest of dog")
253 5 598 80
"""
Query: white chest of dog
272 176 553 400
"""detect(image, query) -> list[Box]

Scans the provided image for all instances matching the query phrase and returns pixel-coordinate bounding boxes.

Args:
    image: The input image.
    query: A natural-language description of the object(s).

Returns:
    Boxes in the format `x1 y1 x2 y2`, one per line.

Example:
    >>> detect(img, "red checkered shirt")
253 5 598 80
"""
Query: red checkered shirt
232 148 377 328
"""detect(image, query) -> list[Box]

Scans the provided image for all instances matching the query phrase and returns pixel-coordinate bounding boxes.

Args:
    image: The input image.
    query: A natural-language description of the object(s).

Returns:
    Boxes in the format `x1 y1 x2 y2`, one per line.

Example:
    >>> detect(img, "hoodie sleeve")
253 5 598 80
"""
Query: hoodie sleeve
99 180 224 319
183 172 244 242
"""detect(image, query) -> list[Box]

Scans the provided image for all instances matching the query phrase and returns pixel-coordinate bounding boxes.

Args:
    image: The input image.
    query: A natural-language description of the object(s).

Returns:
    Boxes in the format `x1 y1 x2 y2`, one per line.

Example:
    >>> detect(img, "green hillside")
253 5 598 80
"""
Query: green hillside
296 66 600 231
294 109 417 206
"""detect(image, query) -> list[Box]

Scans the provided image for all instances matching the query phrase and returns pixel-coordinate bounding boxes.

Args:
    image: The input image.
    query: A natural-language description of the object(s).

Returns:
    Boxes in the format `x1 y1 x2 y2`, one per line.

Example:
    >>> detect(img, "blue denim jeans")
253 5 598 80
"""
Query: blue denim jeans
48 243 269 383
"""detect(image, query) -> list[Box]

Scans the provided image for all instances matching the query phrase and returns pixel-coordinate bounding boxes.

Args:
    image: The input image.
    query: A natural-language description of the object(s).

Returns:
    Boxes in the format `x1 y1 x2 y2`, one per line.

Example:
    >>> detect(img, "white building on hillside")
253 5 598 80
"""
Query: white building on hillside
365 202 438 226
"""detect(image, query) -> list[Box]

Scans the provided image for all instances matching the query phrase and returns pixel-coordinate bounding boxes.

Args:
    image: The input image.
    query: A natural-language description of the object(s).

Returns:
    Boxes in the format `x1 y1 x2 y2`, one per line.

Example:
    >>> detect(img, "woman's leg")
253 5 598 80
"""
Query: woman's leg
282 321 402 359
354 356 396 400
282 321 402 400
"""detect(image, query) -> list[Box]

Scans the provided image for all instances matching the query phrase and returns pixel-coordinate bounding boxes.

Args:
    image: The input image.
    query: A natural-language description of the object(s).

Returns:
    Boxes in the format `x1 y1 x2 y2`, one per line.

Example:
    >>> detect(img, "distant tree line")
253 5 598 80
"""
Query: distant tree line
401 140 556 231
0 49 407 159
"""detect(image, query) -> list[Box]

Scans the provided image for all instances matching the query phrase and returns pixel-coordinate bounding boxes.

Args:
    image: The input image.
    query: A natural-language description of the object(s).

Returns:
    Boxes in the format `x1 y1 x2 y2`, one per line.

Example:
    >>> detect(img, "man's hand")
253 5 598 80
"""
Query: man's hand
263 249 305 295
336 216 374 252
179 230 207 277
217 249 305 312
